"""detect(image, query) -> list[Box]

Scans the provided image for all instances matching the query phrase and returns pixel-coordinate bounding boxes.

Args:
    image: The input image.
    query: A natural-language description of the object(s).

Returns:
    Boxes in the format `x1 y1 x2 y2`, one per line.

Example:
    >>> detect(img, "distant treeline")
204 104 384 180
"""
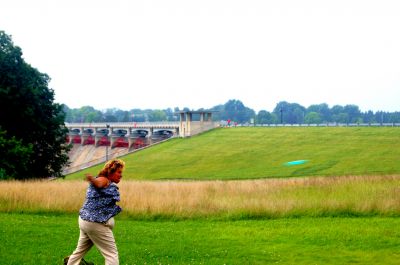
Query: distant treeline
64 100 400 124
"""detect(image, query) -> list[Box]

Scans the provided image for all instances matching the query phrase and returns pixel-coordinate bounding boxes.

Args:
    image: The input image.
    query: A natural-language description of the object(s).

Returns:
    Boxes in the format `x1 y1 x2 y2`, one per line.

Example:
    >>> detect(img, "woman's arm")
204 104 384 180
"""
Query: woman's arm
85 173 109 188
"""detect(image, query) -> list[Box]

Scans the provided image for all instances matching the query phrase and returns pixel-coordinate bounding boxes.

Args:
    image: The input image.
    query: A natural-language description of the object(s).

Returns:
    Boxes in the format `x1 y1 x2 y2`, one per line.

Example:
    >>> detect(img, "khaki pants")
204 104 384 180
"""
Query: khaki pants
67 217 119 265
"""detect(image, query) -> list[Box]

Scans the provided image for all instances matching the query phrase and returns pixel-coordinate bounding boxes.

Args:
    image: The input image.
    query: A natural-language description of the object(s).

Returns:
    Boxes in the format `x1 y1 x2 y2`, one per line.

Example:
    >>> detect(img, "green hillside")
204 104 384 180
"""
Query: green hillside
67 127 400 180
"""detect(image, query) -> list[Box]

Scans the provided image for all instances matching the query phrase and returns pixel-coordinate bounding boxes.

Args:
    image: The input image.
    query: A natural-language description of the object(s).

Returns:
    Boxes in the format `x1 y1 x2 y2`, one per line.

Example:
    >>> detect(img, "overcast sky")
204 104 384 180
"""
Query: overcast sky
1 0 400 112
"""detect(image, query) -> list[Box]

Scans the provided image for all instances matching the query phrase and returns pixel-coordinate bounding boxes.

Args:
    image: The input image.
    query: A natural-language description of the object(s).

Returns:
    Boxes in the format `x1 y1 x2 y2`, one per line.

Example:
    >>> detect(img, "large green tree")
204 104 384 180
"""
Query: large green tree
307 103 330 122
273 101 306 124
217 99 255 123
304 112 322 124
0 31 70 179
256 110 277 124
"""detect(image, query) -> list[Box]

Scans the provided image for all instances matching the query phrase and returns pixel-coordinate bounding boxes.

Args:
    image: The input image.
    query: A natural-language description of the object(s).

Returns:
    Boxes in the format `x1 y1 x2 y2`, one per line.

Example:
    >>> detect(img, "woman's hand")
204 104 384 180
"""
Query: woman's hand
85 173 94 182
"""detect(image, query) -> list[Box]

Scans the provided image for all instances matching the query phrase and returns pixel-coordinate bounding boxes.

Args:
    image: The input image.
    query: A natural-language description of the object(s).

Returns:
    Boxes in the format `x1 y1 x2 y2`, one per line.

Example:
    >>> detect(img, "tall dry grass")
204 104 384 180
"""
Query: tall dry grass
1 175 399 219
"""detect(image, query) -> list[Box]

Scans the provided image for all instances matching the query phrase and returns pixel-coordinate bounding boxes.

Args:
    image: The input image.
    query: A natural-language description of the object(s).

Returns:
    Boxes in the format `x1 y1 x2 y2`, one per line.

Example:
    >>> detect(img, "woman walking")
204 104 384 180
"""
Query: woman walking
66 159 125 265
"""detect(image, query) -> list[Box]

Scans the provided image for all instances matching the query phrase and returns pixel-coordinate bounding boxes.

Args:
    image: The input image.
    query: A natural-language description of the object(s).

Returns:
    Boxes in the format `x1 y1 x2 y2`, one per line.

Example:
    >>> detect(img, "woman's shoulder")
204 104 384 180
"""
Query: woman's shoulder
95 175 111 188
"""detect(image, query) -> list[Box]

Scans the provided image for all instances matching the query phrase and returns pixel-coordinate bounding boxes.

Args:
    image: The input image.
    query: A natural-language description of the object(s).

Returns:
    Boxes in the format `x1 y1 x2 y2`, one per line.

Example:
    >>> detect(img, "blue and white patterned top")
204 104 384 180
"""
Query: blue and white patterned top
79 182 122 223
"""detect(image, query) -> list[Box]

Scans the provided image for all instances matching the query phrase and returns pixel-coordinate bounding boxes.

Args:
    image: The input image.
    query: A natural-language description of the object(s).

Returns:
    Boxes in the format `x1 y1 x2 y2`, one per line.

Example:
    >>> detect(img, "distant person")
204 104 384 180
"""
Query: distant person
65 159 125 265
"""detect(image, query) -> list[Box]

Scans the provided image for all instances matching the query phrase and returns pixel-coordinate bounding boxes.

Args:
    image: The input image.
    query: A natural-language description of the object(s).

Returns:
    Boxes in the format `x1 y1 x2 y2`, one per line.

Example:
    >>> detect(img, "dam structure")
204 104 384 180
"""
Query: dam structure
64 110 218 174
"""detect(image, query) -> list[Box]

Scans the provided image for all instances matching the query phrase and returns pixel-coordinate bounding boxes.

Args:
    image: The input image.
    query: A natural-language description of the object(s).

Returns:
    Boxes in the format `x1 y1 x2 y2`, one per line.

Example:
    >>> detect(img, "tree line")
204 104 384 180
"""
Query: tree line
65 100 400 125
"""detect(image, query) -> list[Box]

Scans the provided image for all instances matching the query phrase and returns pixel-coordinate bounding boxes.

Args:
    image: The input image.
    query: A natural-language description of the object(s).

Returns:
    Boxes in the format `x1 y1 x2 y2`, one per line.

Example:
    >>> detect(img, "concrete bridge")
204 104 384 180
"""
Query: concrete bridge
65 110 218 147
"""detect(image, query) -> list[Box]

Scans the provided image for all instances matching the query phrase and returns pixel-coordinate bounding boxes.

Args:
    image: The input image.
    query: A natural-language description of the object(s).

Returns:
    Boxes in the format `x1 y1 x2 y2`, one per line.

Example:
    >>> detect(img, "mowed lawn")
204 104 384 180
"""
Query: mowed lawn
0 213 399 265
67 127 400 180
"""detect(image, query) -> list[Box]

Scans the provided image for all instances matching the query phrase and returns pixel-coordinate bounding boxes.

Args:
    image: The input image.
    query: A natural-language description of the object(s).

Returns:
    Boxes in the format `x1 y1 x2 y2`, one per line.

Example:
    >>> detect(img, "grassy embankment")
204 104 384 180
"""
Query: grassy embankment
67 127 400 180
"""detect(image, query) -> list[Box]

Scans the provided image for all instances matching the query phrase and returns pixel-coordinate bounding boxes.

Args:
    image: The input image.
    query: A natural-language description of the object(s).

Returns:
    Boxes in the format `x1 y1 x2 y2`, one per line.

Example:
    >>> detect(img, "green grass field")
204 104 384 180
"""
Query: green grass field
67 127 400 180
3 127 400 264
1 213 399 265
